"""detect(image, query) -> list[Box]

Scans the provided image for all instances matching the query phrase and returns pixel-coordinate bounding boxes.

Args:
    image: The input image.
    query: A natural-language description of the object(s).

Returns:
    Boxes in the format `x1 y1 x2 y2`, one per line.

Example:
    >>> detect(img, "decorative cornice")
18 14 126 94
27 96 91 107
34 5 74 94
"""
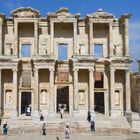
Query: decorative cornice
11 7 40 18
47 7 80 19
86 9 114 19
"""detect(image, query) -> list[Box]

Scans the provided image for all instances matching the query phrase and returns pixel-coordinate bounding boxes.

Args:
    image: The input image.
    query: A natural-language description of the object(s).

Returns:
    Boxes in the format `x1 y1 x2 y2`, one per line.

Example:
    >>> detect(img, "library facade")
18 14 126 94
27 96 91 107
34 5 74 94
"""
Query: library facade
0 7 132 119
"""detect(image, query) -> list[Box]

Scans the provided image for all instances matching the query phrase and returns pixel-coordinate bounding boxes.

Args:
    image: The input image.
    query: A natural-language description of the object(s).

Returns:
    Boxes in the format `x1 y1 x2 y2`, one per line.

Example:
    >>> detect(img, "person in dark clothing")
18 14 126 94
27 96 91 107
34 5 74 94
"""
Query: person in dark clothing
42 123 46 135
90 120 95 132
3 122 8 135
40 114 44 121
87 111 91 122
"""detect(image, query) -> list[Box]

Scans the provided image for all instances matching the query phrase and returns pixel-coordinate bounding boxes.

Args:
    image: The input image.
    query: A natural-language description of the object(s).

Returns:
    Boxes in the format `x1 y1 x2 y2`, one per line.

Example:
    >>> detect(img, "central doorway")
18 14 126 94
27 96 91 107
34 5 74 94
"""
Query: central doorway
94 92 104 114
57 86 69 113
21 92 31 114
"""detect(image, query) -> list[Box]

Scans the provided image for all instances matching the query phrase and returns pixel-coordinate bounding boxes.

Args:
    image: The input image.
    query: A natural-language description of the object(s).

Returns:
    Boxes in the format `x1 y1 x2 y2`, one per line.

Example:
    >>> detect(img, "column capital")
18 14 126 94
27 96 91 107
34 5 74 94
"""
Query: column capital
110 67 115 72
49 68 54 72
12 68 18 72
73 68 79 72
89 68 94 72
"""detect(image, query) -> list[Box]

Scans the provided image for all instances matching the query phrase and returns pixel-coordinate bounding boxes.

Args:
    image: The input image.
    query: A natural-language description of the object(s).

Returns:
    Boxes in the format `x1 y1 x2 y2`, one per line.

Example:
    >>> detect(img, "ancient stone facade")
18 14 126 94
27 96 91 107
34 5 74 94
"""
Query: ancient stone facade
0 7 132 119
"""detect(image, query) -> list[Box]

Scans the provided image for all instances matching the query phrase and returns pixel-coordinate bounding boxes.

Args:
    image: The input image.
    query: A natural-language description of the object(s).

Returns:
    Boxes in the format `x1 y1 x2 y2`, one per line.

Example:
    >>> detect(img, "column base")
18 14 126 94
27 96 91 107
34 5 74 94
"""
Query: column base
110 109 120 117
32 110 40 120
10 110 18 119
73 110 79 117
47 111 56 119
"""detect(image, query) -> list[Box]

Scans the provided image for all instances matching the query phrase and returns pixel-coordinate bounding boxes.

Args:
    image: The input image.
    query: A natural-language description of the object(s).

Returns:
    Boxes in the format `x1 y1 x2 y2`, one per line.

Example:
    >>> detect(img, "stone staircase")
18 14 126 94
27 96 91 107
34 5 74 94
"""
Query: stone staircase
0 113 131 135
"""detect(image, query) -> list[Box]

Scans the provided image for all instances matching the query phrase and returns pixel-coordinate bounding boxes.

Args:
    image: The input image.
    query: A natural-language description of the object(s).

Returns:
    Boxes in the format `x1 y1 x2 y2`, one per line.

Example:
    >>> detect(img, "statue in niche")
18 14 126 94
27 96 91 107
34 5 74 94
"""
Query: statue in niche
114 44 122 56
41 90 47 104
79 44 87 55
5 90 12 106
115 90 120 106
79 90 85 105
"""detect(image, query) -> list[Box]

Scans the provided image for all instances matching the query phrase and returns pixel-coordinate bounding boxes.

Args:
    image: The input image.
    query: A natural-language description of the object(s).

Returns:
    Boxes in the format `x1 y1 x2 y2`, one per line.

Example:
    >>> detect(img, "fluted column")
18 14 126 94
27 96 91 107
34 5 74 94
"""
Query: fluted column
109 23 113 57
73 69 78 111
0 69 2 118
50 21 54 55
14 20 18 56
32 69 39 118
89 69 94 111
73 22 78 54
110 67 115 115
34 21 38 55
0 22 3 55
124 19 129 56
11 69 18 118
125 70 131 112
89 22 93 55
49 68 55 113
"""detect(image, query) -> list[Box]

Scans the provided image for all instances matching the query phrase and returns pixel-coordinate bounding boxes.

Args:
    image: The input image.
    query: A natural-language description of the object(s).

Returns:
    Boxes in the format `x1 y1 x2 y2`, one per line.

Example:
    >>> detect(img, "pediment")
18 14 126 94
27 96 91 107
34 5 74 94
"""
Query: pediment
47 7 80 19
11 7 40 18
87 9 114 19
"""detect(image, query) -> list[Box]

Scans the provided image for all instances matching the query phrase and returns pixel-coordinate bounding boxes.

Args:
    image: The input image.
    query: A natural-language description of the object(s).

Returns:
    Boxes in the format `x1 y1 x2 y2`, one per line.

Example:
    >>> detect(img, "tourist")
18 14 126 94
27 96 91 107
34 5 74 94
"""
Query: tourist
87 110 91 122
60 104 64 119
26 106 31 116
42 123 46 135
3 122 8 135
40 113 44 121
65 124 70 138
90 119 95 132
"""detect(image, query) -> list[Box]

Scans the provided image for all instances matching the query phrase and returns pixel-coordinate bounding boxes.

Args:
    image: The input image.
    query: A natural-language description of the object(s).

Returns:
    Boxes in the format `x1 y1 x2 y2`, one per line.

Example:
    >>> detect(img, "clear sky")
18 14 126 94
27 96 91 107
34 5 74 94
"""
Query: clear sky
0 0 140 72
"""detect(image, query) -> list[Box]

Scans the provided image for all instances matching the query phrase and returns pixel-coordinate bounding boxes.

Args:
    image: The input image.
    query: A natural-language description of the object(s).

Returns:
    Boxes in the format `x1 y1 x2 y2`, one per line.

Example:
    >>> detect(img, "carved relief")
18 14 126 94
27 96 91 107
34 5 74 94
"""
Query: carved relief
56 71 69 83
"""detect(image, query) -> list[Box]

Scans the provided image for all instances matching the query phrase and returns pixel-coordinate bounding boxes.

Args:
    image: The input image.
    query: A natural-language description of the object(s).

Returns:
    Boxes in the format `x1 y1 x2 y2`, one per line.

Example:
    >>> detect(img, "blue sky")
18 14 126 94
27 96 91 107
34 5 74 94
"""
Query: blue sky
0 0 140 72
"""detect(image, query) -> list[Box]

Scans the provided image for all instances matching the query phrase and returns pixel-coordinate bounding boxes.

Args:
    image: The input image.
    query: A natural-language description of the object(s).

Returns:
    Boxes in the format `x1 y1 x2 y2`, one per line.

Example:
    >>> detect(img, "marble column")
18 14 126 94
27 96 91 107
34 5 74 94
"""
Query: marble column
73 69 78 111
0 22 3 55
0 69 2 118
73 22 78 54
50 21 54 55
49 68 55 117
89 69 94 111
14 21 18 56
32 69 39 118
124 19 129 56
89 22 93 55
125 70 131 112
11 69 18 118
34 21 38 55
109 23 114 57
110 67 115 116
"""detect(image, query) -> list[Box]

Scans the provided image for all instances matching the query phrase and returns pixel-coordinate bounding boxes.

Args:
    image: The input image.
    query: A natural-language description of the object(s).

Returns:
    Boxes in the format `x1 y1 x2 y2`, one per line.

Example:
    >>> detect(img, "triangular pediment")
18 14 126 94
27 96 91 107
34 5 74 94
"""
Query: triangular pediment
87 9 114 19
47 7 80 19
11 7 40 18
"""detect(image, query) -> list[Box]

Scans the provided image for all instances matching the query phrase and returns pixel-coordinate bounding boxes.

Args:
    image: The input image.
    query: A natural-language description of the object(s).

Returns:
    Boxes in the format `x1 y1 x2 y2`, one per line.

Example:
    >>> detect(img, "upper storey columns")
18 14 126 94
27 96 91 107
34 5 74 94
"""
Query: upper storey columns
50 19 78 55
89 22 94 55
0 21 3 55
13 19 39 56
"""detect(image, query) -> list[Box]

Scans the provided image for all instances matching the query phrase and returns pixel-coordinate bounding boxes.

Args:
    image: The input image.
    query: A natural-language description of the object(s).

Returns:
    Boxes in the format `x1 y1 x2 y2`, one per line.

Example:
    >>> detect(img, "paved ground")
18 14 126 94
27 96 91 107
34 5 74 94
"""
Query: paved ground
0 133 140 140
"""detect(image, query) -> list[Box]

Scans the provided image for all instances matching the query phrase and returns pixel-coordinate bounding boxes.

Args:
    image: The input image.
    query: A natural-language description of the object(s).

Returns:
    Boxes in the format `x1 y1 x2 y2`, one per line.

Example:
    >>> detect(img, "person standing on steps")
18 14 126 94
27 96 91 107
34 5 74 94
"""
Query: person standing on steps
3 122 9 135
65 124 70 139
87 110 91 122
42 123 46 135
60 104 64 119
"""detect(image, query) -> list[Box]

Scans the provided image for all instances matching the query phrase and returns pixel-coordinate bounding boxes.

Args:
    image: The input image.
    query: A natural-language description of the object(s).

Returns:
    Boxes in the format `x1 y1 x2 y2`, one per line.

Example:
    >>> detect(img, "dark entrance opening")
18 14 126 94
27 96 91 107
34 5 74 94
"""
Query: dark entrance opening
94 92 104 114
57 86 69 113
21 92 31 114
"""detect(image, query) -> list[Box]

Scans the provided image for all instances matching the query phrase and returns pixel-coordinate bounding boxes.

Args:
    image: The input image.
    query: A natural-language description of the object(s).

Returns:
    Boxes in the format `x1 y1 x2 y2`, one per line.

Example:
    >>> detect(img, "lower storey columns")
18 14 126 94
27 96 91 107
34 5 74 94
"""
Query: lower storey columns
0 69 1 118
11 69 18 118
48 68 55 117
89 69 94 112
73 69 79 116
32 69 40 118
125 70 131 112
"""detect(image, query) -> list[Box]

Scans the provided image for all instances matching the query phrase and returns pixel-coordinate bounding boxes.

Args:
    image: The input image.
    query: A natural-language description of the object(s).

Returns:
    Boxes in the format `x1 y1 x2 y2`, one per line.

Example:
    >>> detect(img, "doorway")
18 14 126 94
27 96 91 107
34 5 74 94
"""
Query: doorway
57 86 69 113
94 92 104 114
21 92 31 114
